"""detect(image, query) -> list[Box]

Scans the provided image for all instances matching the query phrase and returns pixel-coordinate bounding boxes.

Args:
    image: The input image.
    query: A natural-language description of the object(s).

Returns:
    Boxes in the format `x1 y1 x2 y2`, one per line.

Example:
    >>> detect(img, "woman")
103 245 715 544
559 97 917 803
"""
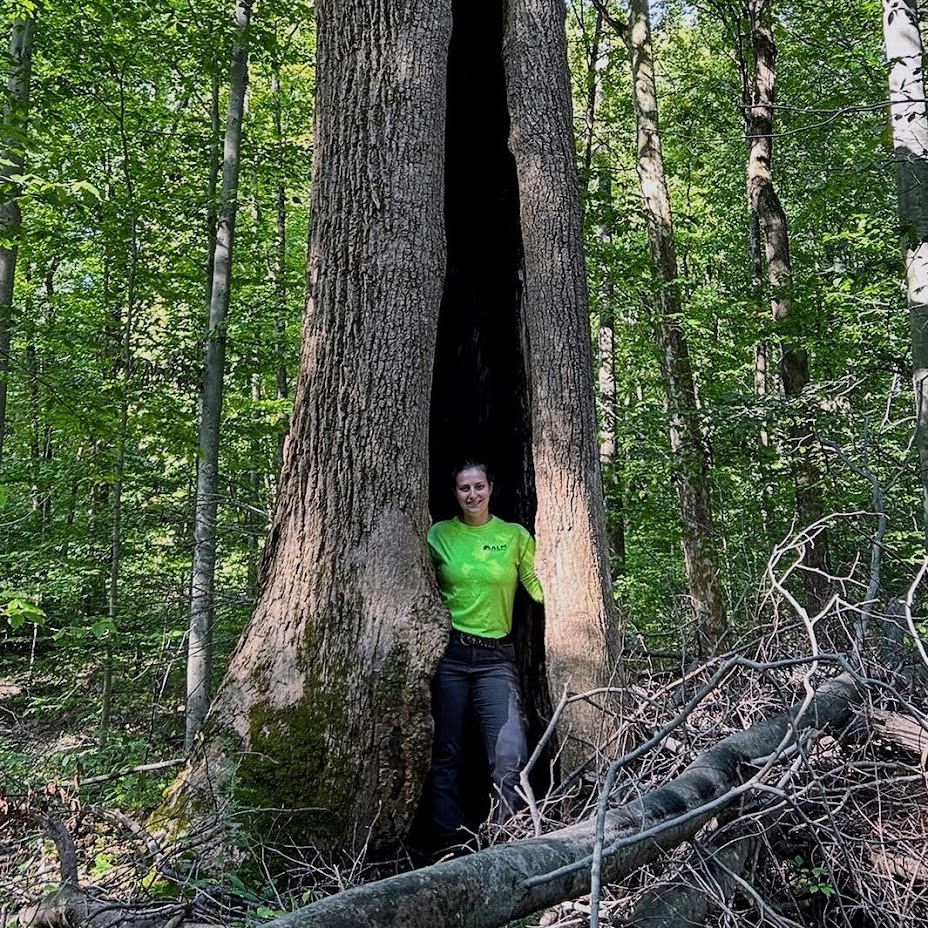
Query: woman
425 461 544 851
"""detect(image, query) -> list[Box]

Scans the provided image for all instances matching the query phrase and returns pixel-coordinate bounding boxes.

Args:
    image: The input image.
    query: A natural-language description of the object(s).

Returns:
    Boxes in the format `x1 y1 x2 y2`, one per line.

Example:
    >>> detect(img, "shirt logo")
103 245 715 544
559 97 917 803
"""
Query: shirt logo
483 544 508 551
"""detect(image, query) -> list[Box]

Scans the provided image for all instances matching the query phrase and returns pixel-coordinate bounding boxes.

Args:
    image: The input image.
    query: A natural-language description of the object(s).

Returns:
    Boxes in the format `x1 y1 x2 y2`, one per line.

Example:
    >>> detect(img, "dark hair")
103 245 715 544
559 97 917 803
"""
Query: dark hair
451 460 493 487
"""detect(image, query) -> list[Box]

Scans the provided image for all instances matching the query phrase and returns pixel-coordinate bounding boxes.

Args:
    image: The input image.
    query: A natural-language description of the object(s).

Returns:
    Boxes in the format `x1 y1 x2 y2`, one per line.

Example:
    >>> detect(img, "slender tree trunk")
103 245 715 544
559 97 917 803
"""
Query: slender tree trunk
186 0 252 749
580 19 625 573
205 73 221 307
883 0 928 548
627 0 727 654
102 75 141 732
246 372 262 596
746 0 828 608
580 9 604 194
26 264 56 526
734 16 772 447
749 209 769 432
272 64 290 471
0 15 34 467
598 316 625 569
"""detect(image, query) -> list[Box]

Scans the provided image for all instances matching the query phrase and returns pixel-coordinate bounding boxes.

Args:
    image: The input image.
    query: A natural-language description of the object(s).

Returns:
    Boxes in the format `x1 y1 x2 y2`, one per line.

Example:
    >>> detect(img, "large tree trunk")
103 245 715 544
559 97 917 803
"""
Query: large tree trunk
160 0 620 854
161 0 454 852
185 0 252 748
746 0 828 607
0 15 34 467
883 0 928 548
627 0 727 654
275 673 859 928
505 0 623 769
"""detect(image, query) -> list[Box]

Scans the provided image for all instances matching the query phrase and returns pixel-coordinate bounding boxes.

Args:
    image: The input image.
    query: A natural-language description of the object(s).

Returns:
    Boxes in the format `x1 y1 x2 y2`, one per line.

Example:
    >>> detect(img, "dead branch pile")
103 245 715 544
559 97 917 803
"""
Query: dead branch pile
5 524 928 928
4 644 926 928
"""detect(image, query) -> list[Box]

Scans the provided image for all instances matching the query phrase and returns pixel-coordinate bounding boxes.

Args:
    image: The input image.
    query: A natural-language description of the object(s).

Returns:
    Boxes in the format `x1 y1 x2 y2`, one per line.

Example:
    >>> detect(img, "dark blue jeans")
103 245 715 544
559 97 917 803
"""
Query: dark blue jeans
428 639 528 847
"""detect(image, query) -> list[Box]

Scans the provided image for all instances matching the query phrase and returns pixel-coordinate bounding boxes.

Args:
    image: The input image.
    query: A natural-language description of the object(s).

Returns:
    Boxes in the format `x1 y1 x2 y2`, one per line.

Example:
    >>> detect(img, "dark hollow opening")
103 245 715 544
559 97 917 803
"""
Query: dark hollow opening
428 1 529 525
424 0 555 842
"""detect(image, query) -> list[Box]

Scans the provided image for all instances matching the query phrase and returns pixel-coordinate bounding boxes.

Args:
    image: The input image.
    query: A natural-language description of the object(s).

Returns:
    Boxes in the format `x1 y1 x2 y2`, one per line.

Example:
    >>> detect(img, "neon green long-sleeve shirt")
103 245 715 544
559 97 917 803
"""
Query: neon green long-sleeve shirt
427 515 544 638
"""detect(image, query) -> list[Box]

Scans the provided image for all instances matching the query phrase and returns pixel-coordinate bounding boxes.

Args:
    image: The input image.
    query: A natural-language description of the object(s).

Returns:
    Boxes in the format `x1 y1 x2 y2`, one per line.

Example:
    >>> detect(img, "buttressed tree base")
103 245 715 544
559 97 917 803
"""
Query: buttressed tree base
157 0 621 856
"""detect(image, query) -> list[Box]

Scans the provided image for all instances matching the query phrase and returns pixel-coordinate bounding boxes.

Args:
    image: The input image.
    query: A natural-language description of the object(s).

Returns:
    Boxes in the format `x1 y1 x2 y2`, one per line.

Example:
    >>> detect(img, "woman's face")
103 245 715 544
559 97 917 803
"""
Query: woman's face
454 467 492 525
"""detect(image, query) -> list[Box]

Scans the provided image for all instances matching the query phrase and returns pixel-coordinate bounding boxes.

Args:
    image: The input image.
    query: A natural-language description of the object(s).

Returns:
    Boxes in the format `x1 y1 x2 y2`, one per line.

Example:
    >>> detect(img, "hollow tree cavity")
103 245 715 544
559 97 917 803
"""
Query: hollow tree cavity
428 0 553 817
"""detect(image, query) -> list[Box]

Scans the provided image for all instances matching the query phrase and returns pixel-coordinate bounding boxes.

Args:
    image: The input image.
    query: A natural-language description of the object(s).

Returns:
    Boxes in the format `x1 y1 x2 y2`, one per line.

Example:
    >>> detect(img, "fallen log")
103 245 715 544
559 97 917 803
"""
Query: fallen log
869 708 928 759
624 831 754 927
273 673 859 928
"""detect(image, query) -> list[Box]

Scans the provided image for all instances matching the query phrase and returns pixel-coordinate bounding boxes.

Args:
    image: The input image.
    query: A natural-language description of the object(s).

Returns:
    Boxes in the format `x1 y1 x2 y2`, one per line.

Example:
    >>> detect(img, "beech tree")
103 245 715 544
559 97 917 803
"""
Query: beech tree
625 0 727 653
163 0 621 853
743 0 829 607
186 0 253 747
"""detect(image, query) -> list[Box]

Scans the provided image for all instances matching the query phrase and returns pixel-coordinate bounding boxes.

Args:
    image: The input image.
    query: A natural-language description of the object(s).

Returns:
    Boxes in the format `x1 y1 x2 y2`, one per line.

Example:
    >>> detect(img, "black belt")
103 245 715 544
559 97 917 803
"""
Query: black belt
450 629 512 649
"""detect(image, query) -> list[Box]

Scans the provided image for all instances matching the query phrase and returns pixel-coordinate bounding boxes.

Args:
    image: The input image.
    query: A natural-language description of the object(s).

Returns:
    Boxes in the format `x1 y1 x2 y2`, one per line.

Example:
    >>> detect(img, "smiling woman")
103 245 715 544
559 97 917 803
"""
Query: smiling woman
423 460 544 855
453 463 492 525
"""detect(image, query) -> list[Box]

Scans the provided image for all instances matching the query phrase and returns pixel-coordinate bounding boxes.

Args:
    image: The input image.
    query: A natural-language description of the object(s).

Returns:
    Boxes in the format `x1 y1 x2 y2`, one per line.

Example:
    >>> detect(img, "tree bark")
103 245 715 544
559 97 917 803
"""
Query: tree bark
883 0 928 549
733 11 771 450
505 0 623 767
204 73 221 308
159 0 453 851
625 831 754 927
0 15 34 468
580 8 604 195
599 317 626 569
626 0 727 654
186 0 252 748
271 64 290 472
746 0 828 607
275 673 859 928
160 0 622 854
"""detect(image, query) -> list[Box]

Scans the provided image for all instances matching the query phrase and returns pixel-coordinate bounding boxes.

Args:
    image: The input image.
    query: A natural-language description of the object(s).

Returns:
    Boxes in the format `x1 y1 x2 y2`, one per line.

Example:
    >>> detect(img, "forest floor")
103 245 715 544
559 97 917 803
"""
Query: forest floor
0 632 189 923
2 623 928 928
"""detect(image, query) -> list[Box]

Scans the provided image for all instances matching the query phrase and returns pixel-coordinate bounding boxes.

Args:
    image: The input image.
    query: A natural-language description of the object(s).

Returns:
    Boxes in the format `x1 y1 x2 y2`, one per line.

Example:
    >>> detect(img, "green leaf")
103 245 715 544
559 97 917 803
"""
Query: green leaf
3 597 46 627
91 618 117 637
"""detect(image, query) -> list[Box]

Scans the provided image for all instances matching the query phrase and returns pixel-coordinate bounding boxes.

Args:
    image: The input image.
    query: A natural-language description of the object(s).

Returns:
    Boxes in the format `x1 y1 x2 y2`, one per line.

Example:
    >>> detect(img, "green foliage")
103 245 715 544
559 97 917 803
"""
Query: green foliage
0 0 313 751
2 593 44 628
790 855 837 898
567 0 921 635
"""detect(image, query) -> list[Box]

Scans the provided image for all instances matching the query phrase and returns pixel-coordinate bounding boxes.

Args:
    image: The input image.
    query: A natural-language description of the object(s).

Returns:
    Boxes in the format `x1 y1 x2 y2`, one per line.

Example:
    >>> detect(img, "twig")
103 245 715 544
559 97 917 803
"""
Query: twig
903 557 928 671
821 439 887 649
76 758 185 788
